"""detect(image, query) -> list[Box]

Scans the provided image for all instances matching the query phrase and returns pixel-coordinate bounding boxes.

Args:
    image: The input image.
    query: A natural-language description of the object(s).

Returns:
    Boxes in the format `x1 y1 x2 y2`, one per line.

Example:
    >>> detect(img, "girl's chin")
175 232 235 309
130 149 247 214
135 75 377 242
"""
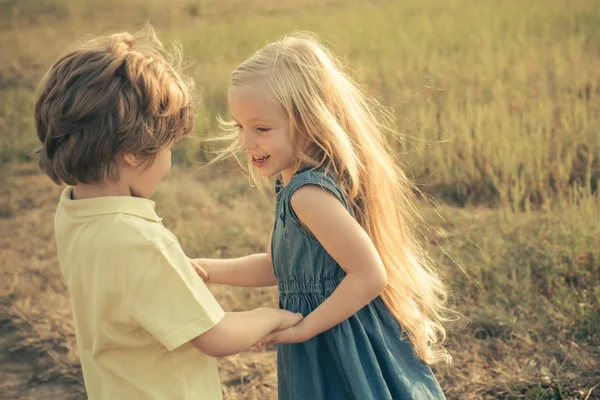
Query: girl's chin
251 166 282 179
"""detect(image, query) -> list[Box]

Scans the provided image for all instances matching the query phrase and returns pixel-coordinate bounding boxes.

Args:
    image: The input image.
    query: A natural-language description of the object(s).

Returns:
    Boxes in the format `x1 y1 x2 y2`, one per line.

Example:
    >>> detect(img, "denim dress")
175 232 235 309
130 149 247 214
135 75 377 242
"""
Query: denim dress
271 167 446 400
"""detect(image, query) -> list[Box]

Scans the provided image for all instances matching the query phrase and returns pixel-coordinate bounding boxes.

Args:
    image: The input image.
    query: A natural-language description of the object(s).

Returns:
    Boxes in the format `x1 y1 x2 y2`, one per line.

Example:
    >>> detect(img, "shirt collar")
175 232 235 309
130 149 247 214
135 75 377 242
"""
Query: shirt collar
58 187 162 222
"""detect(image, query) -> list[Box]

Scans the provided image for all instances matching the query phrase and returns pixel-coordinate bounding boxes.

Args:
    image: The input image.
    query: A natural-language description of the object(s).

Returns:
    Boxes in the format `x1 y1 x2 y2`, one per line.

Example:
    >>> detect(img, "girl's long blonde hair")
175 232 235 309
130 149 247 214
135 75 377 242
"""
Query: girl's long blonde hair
221 33 452 365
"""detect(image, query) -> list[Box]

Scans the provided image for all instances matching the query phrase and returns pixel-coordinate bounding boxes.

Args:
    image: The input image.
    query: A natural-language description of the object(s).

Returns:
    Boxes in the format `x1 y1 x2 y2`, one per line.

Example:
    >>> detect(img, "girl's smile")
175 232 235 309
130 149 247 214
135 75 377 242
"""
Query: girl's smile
229 83 297 185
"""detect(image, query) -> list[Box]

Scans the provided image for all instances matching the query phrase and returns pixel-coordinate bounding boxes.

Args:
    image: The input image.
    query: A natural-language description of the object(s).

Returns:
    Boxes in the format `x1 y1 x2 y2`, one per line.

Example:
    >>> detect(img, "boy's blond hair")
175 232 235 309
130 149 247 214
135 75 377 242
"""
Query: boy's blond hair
35 26 194 185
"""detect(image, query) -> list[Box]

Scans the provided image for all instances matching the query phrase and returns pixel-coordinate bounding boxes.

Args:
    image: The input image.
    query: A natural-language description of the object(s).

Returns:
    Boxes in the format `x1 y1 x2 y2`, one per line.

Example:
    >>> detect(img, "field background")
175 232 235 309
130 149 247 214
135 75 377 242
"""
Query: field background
0 0 599 399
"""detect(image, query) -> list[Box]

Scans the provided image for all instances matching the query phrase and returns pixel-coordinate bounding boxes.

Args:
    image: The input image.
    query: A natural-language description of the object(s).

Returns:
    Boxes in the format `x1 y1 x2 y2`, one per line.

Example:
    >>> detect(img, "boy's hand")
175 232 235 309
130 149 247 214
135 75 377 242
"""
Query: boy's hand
276 309 303 330
258 315 308 346
188 258 209 281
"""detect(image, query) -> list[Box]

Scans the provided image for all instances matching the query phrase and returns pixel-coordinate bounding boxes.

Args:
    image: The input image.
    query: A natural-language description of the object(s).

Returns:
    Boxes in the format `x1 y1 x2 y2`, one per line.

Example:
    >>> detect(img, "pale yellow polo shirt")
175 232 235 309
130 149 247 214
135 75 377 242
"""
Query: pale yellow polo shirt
54 187 225 400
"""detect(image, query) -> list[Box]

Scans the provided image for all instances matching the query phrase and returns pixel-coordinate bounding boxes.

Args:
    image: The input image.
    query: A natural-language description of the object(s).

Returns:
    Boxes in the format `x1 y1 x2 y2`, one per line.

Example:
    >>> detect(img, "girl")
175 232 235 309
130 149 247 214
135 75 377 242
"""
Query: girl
195 33 450 399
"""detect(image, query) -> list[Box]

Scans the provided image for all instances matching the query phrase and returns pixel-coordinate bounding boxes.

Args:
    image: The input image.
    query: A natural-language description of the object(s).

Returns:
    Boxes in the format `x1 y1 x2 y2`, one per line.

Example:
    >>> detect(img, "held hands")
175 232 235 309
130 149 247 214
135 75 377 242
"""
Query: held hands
188 257 306 345
257 317 311 347
189 256 308 345
276 309 304 331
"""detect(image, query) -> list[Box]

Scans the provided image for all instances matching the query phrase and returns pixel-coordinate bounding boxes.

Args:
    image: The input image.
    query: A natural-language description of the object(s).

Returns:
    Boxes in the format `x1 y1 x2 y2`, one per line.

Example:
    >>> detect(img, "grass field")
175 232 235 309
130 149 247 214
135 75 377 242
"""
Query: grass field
1 0 599 398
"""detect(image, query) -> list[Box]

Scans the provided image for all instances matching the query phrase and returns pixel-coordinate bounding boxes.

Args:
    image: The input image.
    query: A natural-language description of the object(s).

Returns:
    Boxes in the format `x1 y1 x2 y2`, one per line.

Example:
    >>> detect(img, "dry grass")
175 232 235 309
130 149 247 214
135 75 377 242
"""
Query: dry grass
1 164 598 399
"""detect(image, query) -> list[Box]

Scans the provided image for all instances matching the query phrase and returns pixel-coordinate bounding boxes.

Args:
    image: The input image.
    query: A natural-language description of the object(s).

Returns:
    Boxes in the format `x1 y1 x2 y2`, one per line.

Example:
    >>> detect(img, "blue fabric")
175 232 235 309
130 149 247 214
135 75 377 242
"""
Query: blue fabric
271 167 446 400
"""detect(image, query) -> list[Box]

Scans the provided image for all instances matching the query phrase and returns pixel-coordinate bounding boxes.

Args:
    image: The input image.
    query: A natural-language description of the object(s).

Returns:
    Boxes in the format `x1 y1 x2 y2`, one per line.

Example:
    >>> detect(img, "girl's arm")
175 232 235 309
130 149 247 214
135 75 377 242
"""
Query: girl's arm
191 233 277 287
258 185 388 345
190 307 302 357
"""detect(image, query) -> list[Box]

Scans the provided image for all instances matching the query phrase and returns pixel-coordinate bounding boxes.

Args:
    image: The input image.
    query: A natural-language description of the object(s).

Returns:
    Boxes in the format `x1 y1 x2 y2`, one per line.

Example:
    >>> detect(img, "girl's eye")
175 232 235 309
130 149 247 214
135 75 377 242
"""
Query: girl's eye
257 127 271 132
235 123 243 129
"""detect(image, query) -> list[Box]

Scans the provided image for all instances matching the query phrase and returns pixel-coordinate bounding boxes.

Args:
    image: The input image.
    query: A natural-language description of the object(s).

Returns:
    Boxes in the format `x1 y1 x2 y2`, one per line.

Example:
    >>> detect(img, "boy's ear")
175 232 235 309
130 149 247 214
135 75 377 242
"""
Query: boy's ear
122 152 144 167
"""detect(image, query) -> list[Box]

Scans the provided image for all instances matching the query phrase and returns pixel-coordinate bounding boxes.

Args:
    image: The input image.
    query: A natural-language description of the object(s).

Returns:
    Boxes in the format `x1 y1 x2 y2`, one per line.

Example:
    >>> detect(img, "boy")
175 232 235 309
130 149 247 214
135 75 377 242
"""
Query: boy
34 27 301 400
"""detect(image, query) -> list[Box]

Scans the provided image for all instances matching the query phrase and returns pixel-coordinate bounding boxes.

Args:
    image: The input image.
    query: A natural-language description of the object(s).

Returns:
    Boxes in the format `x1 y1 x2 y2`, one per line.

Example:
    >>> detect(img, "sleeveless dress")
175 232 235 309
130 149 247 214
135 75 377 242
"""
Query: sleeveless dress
271 167 446 400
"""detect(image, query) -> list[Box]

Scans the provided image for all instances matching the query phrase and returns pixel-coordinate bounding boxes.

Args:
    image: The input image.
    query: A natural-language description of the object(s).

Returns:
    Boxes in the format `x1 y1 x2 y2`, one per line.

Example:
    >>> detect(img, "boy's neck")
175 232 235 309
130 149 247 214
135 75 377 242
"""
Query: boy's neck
71 183 133 200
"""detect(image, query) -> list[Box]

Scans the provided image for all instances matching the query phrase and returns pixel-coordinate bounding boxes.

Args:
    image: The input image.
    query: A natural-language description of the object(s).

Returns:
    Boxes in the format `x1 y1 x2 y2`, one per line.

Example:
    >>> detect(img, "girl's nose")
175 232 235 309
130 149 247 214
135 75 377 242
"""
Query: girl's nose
238 130 256 150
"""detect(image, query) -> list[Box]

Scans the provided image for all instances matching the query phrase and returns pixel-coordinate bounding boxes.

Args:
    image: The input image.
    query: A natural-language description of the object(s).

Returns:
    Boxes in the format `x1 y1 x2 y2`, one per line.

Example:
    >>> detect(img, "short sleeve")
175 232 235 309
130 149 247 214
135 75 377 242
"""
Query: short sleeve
283 170 352 230
129 242 225 351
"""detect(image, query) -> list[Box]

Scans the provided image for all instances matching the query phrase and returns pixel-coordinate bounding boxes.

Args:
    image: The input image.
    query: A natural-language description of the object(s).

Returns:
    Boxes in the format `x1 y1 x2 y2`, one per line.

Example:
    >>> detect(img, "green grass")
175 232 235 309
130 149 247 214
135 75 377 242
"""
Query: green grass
1 0 599 207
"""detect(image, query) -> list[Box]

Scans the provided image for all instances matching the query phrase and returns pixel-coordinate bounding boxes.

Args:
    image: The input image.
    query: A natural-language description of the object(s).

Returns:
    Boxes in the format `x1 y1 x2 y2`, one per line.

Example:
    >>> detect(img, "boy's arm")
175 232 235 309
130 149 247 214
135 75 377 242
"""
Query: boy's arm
193 253 277 287
189 308 302 357
130 240 293 354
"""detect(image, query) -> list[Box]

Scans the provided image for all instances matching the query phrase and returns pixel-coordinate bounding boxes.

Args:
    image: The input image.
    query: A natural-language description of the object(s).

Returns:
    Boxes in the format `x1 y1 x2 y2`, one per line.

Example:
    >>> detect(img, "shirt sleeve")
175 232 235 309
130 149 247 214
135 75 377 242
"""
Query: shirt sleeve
129 241 225 351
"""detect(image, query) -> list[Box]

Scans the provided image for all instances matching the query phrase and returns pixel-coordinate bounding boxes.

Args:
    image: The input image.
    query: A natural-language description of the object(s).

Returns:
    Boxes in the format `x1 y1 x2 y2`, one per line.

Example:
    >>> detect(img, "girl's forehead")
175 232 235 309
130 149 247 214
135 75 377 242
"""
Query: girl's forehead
229 83 269 102
229 84 285 118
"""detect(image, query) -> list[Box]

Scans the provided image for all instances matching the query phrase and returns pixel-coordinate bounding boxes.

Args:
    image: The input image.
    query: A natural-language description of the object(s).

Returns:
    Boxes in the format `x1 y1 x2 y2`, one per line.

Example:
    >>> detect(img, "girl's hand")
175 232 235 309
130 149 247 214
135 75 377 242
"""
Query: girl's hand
189 258 209 281
185 254 276 287
257 320 311 346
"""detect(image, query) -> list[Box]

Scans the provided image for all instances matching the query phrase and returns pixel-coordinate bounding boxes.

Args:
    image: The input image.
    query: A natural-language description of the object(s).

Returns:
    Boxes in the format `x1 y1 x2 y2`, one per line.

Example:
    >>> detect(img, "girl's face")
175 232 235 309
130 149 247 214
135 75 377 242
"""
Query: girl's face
228 83 298 185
